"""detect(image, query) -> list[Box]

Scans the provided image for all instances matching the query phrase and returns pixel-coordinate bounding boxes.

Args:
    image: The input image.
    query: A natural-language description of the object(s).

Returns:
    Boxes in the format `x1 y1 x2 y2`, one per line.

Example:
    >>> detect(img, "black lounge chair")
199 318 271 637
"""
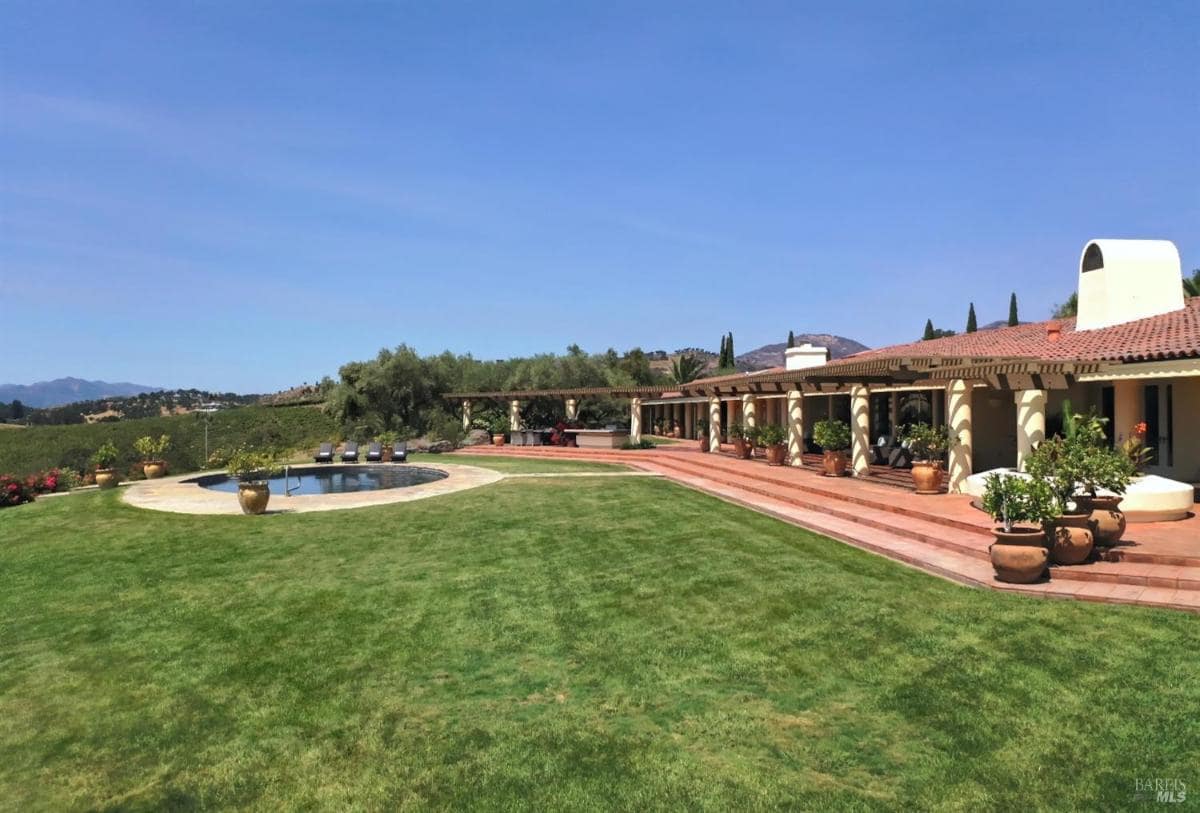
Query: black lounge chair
366 442 383 462
314 442 334 464
341 441 359 463
391 441 408 463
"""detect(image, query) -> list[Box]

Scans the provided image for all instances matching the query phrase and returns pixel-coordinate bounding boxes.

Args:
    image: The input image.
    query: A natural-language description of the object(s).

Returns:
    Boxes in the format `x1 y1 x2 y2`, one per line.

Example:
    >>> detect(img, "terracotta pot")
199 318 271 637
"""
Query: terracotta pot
733 438 752 459
492 434 506 446
143 461 166 479
237 482 271 515
766 444 786 466
673 429 682 438
698 437 708 452
910 460 944 494
1076 495 1127 546
822 450 847 477
95 468 119 490
989 527 1049 583
1045 513 1094 565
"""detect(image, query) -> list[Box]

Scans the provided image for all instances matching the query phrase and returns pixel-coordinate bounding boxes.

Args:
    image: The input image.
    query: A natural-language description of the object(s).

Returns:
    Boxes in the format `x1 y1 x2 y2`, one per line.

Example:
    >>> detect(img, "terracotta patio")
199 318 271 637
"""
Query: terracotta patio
452 441 1200 613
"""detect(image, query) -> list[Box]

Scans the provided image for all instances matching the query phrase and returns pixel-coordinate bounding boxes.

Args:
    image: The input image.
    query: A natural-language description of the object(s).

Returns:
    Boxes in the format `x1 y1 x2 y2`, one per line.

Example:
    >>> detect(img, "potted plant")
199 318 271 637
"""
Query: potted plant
91 442 121 489
488 415 509 446
133 434 170 479
728 421 752 459
1068 414 1136 547
981 472 1055 583
812 418 851 476
902 423 956 494
1026 437 1093 565
377 430 401 460
695 417 709 452
226 448 281 515
757 424 788 466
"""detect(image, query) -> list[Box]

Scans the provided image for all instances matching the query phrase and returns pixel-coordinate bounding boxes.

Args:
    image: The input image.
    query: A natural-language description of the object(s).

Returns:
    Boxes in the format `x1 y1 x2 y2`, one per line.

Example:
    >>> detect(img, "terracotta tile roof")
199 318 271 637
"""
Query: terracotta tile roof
688 366 785 387
830 298 1200 367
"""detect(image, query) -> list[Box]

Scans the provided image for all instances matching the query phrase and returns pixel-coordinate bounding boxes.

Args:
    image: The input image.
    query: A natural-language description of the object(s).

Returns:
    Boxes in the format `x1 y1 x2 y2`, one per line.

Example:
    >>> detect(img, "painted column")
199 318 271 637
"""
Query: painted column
565 398 579 421
461 399 472 432
850 385 871 477
684 401 695 439
1112 380 1142 446
508 399 522 431
947 380 973 493
787 390 804 466
708 396 722 452
1015 389 1047 471
741 394 757 430
630 397 643 443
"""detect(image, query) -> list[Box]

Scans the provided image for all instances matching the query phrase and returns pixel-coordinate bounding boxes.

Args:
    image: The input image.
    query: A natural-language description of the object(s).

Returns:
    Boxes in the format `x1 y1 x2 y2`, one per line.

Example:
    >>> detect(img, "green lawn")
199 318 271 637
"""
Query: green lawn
1 477 1197 809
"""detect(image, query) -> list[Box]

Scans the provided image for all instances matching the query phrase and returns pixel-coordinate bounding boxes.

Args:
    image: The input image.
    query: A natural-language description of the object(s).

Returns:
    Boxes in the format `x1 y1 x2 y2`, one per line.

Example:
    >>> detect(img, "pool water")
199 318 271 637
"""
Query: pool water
188 465 448 496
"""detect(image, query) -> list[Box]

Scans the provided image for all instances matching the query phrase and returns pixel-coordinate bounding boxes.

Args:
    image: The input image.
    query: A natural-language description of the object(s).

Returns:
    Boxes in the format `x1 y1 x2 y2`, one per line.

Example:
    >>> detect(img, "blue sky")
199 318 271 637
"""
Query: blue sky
2 1 1197 392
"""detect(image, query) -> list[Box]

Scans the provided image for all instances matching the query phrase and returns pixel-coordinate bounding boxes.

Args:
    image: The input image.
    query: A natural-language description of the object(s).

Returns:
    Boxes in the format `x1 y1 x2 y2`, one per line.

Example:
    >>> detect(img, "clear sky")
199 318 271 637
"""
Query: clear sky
2 1 1197 392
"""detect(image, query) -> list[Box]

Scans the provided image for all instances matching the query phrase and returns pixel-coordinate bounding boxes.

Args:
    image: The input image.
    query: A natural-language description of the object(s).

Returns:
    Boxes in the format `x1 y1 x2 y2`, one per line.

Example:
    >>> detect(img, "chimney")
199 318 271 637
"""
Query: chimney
1075 239 1184 331
785 343 831 371
1046 322 1062 342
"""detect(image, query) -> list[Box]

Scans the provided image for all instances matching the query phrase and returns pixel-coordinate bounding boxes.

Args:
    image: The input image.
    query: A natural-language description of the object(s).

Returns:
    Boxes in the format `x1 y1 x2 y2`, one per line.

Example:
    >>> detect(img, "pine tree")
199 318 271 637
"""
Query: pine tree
1008 292 1019 326
966 303 977 333
922 319 935 340
787 330 795 349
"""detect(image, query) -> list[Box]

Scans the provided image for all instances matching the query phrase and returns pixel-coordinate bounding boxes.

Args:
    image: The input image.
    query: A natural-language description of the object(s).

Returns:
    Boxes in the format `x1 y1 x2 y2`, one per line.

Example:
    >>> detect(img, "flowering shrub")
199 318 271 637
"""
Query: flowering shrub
1119 422 1154 473
0 468 69 508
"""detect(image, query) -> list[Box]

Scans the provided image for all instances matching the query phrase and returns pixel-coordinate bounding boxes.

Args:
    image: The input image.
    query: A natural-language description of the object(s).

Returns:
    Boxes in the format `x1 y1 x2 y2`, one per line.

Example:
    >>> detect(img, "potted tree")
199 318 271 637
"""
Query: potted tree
226 448 281 515
488 415 509 446
134 434 171 479
981 472 1055 583
757 425 788 466
902 423 956 494
812 418 851 476
1026 437 1093 565
91 442 121 489
1070 413 1135 547
728 421 752 459
696 417 709 452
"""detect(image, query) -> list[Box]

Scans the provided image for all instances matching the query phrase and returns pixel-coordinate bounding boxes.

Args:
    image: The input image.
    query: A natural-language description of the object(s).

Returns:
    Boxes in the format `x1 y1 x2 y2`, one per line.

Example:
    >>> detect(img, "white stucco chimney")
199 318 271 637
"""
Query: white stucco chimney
785 343 830 371
1075 239 1184 331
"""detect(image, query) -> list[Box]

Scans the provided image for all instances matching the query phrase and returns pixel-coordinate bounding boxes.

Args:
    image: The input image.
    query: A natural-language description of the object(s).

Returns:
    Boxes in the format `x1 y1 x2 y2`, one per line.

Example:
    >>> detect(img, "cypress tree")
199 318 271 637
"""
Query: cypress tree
726 332 735 366
718 335 727 367
966 303 977 333
1008 292 1019 326
787 330 795 349
923 319 935 340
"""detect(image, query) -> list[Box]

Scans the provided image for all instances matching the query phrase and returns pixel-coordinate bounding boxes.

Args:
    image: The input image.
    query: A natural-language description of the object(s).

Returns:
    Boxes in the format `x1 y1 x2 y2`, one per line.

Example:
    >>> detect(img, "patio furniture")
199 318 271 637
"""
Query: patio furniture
341 441 359 463
510 431 525 446
888 443 913 469
366 442 383 462
391 442 408 462
314 443 334 464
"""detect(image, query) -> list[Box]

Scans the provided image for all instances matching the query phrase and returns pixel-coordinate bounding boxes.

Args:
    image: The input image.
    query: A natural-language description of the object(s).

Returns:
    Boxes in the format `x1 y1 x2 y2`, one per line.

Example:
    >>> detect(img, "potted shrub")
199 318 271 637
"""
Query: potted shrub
981 472 1055 583
133 434 170 479
488 415 509 446
1026 437 1093 565
91 442 121 489
1069 414 1136 547
378 430 401 460
695 418 709 452
728 421 752 459
226 448 281 515
757 424 788 466
902 423 956 494
812 418 851 476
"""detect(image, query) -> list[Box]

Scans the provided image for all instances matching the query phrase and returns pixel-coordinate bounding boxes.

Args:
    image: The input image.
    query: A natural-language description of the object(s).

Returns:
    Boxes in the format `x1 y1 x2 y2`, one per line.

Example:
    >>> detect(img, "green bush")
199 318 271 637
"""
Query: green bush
813 419 851 452
621 438 656 450
756 425 786 447
0 406 336 478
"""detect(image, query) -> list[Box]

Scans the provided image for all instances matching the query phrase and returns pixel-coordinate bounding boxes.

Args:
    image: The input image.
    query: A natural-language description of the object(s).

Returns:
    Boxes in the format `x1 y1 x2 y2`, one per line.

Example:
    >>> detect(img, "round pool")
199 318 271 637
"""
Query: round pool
185 465 448 496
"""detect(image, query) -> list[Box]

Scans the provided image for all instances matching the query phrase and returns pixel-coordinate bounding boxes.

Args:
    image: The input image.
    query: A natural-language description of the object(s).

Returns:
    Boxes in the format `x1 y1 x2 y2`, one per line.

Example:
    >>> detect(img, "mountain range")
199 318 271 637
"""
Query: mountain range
0 378 162 408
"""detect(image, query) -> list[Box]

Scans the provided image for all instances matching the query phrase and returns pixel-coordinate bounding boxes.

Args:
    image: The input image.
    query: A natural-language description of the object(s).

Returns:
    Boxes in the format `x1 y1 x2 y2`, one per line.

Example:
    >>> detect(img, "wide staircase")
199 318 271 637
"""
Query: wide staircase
457 444 1200 612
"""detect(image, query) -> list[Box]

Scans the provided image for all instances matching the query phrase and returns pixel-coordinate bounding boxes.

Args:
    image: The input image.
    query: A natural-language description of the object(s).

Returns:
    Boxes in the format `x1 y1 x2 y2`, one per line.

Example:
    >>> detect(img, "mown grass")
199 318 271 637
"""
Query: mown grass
1 478 1197 810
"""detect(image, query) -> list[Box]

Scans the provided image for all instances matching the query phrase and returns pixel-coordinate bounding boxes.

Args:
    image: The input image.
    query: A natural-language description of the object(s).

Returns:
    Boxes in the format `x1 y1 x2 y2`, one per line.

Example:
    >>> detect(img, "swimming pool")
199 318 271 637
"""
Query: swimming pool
185 465 448 496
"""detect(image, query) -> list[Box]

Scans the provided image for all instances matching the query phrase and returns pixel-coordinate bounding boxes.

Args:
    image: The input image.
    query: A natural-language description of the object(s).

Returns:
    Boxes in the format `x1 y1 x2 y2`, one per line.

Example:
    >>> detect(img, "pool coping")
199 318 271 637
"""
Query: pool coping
121 462 505 515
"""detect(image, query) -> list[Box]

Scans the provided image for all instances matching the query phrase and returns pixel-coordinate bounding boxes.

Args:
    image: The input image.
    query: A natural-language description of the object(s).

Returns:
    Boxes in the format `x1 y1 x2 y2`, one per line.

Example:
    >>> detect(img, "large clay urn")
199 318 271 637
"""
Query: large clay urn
822 450 848 477
698 437 708 452
237 482 270 515
492 434 506 446
143 461 166 479
1076 495 1127 546
766 444 787 466
95 469 119 490
911 461 944 494
733 438 752 459
989 527 1049 583
1045 513 1094 565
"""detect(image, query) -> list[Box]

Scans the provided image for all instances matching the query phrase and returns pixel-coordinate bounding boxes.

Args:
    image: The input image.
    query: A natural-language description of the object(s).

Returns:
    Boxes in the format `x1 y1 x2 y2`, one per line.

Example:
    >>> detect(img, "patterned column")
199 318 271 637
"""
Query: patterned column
947 380 973 493
630 397 643 443
1015 389 1046 471
787 390 804 466
850 385 871 477
461 399 472 432
708 396 722 452
509 399 521 432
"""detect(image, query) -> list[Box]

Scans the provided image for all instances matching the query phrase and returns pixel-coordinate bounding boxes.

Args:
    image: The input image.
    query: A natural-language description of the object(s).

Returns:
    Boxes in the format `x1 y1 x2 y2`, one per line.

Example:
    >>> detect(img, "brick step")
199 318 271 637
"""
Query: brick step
644 455 1200 591
636 463 1200 612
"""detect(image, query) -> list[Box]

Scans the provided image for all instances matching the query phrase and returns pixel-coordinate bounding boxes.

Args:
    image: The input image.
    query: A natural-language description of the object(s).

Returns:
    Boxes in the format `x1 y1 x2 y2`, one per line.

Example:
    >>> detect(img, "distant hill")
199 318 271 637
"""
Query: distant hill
736 333 870 371
979 319 1028 331
0 377 162 408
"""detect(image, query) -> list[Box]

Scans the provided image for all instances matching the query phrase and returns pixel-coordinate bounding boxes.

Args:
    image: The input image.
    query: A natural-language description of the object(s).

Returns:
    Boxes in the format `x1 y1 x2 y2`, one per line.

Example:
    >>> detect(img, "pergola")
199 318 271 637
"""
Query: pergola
446 355 1106 492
